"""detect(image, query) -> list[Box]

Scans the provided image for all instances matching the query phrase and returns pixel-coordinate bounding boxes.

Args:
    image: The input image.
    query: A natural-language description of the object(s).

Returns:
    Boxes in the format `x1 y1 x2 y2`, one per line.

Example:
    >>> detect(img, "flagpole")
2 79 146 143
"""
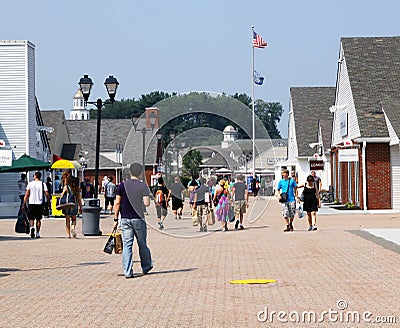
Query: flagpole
251 26 256 178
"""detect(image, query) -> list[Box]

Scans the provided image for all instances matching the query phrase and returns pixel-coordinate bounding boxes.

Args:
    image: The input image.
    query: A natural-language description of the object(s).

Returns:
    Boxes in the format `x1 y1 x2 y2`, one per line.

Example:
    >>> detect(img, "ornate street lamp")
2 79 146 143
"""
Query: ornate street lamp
131 110 140 131
78 74 119 199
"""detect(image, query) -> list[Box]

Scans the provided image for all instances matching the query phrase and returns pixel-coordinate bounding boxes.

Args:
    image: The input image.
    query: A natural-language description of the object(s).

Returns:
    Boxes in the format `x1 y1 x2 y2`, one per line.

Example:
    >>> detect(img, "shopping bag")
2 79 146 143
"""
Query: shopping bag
228 206 235 222
207 209 215 225
114 232 123 254
15 212 30 234
56 193 76 210
103 233 115 254
296 202 304 219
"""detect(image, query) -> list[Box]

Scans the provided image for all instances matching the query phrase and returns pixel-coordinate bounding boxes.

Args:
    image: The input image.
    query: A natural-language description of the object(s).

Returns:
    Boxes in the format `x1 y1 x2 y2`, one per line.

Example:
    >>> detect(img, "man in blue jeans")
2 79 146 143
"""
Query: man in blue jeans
113 163 153 278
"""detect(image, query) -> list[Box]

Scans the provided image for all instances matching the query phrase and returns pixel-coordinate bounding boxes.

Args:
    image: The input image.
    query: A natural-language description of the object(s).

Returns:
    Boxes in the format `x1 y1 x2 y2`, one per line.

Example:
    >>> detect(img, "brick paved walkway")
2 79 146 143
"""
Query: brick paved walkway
0 197 399 327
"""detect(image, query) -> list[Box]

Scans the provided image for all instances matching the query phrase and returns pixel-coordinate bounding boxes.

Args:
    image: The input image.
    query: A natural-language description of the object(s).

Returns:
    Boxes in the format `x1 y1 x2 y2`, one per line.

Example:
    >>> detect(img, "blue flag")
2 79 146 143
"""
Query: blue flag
254 70 264 85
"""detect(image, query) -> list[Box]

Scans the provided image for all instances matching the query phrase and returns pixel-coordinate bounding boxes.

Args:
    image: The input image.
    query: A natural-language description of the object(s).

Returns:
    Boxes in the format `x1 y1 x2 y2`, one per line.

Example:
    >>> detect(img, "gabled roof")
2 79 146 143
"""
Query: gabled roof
290 87 335 157
66 119 132 169
40 110 70 153
201 151 239 168
197 139 287 170
341 37 400 138
381 96 400 139
122 118 159 165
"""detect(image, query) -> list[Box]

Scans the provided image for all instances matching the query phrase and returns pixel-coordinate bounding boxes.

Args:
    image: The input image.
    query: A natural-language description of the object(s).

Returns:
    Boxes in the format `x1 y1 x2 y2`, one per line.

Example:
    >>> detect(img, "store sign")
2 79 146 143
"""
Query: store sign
0 149 12 166
338 149 358 162
310 160 324 170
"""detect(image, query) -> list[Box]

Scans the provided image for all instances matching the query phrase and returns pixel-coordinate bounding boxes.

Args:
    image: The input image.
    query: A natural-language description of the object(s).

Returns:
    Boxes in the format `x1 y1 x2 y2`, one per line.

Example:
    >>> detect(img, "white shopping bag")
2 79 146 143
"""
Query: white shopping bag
296 202 304 219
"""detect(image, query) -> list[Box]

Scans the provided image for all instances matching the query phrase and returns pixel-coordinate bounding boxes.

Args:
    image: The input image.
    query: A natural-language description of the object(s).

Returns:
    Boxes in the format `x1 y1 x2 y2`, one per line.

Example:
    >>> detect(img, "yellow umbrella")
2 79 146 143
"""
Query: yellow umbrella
51 159 82 169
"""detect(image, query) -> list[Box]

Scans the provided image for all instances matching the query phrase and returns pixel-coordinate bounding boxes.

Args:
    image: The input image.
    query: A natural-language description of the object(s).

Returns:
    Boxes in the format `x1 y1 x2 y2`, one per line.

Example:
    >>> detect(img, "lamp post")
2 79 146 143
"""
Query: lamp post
78 156 88 182
133 113 157 183
169 131 176 175
141 127 147 180
79 74 119 199
244 152 252 174
177 142 186 176
156 131 163 172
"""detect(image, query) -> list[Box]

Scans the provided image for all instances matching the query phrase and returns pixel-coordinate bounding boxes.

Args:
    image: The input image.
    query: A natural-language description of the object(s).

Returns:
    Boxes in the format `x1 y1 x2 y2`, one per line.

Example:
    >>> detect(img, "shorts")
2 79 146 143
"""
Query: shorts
105 196 115 207
196 205 208 218
27 204 44 221
234 200 247 215
62 203 78 217
171 196 183 211
281 201 296 219
156 205 167 218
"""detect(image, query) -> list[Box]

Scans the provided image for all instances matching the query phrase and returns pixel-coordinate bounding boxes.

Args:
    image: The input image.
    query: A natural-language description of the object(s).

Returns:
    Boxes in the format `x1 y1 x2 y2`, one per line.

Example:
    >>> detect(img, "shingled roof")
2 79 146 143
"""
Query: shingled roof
66 119 133 169
40 110 70 154
341 37 400 138
381 96 400 139
290 87 335 157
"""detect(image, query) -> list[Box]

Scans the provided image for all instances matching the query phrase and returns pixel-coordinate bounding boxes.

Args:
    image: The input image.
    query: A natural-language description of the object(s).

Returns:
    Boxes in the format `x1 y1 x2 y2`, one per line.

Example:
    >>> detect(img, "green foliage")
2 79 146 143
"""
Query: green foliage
181 149 203 178
345 202 356 209
254 100 283 139
91 91 175 119
231 93 252 107
91 90 283 139
138 91 177 109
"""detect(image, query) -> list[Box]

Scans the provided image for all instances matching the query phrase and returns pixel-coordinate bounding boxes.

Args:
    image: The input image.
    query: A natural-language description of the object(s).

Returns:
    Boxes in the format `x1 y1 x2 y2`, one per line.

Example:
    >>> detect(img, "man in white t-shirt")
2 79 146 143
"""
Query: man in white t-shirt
22 171 50 238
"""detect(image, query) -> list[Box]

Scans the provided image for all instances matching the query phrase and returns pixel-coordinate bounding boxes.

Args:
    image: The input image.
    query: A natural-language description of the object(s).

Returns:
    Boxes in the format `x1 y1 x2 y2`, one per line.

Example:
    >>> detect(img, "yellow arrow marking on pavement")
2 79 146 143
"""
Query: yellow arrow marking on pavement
229 279 276 284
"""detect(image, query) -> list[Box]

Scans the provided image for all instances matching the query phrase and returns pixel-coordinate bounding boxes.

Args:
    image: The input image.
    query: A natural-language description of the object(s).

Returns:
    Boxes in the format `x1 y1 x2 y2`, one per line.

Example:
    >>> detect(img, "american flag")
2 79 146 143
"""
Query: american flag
253 31 267 48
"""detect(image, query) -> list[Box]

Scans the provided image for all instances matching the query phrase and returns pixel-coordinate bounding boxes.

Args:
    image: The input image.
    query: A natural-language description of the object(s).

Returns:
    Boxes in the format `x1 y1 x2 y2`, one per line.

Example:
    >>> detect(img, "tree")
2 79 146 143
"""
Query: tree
138 91 176 111
254 100 283 139
232 93 283 139
90 92 174 119
181 149 203 178
89 91 283 139
231 93 252 108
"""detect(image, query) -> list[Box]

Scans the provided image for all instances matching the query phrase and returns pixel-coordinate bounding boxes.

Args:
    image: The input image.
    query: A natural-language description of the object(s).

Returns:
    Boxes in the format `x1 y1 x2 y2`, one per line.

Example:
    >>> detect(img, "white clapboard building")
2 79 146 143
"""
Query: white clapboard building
0 40 50 216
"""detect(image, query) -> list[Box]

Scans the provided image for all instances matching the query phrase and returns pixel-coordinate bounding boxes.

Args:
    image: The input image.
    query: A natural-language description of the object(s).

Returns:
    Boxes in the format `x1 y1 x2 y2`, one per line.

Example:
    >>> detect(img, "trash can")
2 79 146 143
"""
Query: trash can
82 198 102 235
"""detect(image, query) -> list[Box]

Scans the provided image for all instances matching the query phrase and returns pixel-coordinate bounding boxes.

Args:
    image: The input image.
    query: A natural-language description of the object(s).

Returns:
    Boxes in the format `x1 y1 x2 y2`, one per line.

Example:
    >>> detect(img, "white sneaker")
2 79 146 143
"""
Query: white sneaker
36 232 41 238
71 229 77 238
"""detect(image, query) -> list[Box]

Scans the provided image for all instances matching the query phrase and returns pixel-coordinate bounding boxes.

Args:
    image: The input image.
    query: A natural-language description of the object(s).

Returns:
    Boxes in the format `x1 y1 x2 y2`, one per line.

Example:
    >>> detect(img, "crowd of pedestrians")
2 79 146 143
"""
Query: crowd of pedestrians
17 163 323 278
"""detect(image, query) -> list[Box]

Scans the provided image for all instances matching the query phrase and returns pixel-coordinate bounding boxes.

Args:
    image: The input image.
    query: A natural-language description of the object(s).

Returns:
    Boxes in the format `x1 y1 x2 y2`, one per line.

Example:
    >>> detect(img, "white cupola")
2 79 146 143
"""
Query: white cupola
69 89 90 120
221 125 237 148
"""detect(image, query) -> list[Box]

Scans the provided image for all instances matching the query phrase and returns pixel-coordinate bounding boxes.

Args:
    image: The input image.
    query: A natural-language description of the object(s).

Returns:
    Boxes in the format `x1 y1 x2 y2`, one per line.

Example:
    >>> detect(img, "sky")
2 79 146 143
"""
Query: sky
2 0 400 137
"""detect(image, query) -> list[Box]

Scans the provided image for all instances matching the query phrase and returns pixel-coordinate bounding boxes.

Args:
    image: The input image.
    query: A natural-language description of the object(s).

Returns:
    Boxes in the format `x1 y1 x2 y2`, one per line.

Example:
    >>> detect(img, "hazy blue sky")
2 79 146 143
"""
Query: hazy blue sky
2 0 400 137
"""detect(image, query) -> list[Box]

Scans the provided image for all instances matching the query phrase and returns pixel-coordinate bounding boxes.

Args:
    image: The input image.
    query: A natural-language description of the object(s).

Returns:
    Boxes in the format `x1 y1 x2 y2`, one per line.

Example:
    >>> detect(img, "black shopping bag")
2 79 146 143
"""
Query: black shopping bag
15 213 30 234
103 234 115 254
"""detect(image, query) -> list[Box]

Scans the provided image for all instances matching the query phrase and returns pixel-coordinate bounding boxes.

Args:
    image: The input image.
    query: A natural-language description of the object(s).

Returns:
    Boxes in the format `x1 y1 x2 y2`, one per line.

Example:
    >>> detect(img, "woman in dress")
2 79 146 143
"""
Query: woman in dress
213 179 230 231
298 175 320 231
60 175 82 238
